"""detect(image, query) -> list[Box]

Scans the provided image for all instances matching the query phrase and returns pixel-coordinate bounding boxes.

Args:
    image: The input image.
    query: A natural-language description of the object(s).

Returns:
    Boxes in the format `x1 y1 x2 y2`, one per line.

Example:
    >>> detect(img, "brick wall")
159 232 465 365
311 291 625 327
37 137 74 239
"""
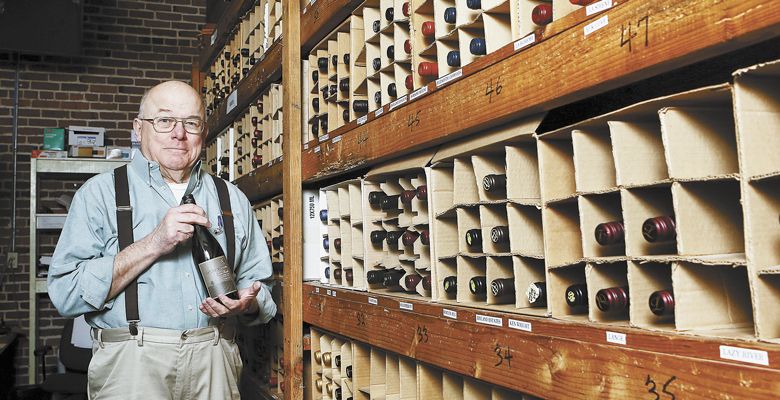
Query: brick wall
0 0 206 386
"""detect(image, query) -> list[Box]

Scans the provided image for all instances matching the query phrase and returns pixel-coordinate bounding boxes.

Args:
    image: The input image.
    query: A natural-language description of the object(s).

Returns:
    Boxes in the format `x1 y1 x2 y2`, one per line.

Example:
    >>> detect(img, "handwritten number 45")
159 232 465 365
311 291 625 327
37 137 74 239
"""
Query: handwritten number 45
645 375 676 400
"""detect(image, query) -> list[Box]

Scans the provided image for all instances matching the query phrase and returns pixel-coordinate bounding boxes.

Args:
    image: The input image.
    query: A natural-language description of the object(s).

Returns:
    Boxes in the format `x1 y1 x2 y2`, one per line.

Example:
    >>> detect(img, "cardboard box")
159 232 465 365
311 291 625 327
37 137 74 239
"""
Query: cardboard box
68 146 106 158
43 128 65 150
67 126 105 147
31 149 67 158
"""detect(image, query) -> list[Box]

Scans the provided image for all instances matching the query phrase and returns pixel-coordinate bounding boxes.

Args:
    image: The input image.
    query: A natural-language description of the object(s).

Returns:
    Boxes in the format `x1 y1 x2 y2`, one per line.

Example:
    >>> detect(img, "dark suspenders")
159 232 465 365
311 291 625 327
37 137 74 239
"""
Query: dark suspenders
113 165 235 334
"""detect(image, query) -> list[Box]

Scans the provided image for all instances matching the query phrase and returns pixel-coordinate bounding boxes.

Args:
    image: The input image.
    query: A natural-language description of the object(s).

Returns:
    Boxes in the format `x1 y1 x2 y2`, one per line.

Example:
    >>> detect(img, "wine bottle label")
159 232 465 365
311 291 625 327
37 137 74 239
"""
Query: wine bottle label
198 255 237 299
526 284 542 303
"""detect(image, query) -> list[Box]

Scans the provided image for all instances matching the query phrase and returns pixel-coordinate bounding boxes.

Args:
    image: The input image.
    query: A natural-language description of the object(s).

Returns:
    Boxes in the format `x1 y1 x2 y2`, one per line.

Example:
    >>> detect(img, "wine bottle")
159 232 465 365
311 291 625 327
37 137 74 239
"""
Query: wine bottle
402 230 420 246
490 226 509 244
312 70 319 83
570 0 589 4
331 54 338 67
387 45 395 60
404 39 412 54
421 21 435 38
321 116 329 132
380 194 401 211
526 281 547 307
469 276 487 295
353 100 369 113
343 53 350 65
335 388 342 400
322 352 332 366
443 275 457 294
329 84 337 96
345 269 354 282
491 278 514 297
323 237 329 251
565 283 588 308
420 229 430 246
405 75 413 90
182 194 238 300
465 228 482 248
422 275 432 291
385 7 394 21
343 109 350 122
277 207 283 218
595 286 629 313
315 378 323 391
318 57 328 70
401 189 417 205
595 221 625 246
402 1 410 17
321 86 330 99
324 266 330 279
367 269 386 284
447 50 461 67
372 57 381 71
482 174 506 192
416 185 428 201
372 19 381 33
346 365 353 378
334 238 342 252
272 236 282 249
368 191 387 207
386 230 404 246
470 38 486 55
649 289 674 316
320 209 328 222
642 216 676 243
404 274 422 292
311 118 319 136
340 78 350 92
387 83 397 98
383 269 405 288
444 7 456 23
334 268 342 280
531 4 553 25
418 61 438 77
370 230 387 244
374 91 382 105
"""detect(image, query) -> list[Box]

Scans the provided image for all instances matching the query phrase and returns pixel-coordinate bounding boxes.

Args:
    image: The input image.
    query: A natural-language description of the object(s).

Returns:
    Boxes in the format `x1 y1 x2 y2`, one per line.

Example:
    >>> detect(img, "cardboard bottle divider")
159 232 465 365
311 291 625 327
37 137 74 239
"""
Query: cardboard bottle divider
628 260 674 331
578 192 624 259
309 328 532 400
482 2 512 54
585 261 629 324
320 180 367 290
572 127 616 194
547 263 589 323
541 201 581 268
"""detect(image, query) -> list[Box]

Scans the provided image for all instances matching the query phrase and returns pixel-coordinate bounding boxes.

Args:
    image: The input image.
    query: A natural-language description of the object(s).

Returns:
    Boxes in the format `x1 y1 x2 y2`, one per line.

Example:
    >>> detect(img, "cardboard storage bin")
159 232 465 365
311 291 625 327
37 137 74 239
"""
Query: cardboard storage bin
542 201 582 268
585 262 630 325
548 263 589 322
628 261 675 331
578 192 625 259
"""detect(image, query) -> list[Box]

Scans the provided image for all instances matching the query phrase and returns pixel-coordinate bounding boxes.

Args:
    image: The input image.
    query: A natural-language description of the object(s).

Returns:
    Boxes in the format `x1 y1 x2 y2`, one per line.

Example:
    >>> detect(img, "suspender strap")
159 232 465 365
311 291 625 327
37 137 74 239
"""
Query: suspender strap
211 175 235 268
113 165 140 335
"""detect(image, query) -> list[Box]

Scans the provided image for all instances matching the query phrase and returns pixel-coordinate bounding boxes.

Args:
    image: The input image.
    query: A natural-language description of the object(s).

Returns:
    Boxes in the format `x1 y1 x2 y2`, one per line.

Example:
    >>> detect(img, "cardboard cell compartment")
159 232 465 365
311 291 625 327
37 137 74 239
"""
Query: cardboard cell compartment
513 256 548 315
542 201 582 268
453 157 480 205
572 127 616 194
578 192 625 259
505 142 541 205
538 135 576 203
744 180 780 274
370 347 387 399
586 262 629 325
628 261 675 331
456 206 482 254
456 256 487 305
417 363 443 400
486 256 515 308
755 275 780 341
399 356 417 400
482 2 512 54
506 204 544 257
608 120 669 187
385 353 400 400
442 372 463 400
620 185 677 257
548 263 588 322
472 153 508 203
479 205 510 254
353 342 371 400
463 377 491 400
433 256 457 303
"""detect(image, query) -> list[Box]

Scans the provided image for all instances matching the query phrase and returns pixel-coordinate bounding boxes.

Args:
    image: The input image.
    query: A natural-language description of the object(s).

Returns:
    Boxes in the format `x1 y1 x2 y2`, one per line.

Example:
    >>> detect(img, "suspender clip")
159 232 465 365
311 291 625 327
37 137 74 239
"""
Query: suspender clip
128 321 139 336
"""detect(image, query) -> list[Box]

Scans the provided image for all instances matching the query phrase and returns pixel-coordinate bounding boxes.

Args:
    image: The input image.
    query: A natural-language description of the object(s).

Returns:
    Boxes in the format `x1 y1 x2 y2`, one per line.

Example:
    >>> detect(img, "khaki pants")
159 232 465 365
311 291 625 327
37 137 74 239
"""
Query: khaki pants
88 326 242 400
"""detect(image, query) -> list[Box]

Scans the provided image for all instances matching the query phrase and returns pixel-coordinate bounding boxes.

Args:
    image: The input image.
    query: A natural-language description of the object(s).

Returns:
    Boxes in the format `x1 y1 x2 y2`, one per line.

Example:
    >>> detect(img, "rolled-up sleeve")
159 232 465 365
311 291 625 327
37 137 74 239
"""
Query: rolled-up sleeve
48 182 115 318
232 189 276 325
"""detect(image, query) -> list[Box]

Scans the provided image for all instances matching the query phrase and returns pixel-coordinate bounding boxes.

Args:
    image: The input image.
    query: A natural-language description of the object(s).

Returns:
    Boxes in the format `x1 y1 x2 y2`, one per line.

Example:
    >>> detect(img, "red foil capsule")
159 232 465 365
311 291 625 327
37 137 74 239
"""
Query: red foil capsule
333 238 342 251
570 0 590 4
404 39 412 54
642 216 676 243
416 185 428 201
420 230 430 246
595 286 629 313
404 274 422 292
418 62 438 77
421 275 431 291
400 189 417 205
421 21 435 37
402 1 410 17
345 269 354 282
333 268 343 280
251 116 259 126
649 290 674 316
405 74 414 90
594 221 625 246
402 230 420 246
531 4 553 25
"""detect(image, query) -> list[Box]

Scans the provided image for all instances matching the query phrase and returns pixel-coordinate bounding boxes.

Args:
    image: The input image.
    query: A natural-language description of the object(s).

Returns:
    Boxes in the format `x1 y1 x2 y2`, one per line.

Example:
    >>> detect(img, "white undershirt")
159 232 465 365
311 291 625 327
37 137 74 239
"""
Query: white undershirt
166 181 189 203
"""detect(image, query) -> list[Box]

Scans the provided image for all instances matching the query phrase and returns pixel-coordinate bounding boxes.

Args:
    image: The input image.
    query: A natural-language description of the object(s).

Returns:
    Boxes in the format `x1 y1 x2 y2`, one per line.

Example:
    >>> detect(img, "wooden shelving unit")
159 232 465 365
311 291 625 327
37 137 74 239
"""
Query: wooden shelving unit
235 160 284 203
198 0 257 73
303 283 780 398
299 0 780 182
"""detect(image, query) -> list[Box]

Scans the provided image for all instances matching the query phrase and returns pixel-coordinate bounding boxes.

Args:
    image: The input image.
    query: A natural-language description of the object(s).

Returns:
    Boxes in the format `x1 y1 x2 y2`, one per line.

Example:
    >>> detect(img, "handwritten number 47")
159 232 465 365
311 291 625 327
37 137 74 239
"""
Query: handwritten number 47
645 375 676 400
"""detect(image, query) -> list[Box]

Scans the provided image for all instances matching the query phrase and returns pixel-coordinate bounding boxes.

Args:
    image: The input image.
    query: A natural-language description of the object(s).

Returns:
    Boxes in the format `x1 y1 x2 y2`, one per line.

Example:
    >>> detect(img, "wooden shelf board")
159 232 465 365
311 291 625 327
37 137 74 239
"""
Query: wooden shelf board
304 283 780 399
301 0 364 54
300 0 780 182
234 159 284 203
199 0 255 72
206 40 283 142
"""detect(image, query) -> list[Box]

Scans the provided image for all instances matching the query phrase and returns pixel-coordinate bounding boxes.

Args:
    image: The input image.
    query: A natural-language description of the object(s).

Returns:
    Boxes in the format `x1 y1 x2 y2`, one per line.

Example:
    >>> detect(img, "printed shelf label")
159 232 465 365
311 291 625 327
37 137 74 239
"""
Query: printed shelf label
357 115 368 125
443 309 457 319
436 69 462 88
226 90 238 114
409 86 429 101
606 331 626 345
586 0 613 16
368 297 378 305
399 302 413 311
720 345 769 366
476 314 502 327
508 319 532 332
514 34 536 52
584 15 609 36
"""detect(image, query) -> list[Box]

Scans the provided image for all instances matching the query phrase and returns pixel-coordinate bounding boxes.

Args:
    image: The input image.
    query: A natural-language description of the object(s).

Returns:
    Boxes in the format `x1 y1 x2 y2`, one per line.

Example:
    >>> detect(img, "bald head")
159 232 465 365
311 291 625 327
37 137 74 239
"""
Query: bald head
138 80 205 120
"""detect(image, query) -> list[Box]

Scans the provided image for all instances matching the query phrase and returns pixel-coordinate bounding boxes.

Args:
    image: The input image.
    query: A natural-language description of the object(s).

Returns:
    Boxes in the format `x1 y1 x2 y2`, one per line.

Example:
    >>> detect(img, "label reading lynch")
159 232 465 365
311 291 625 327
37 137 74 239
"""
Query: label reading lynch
198 255 236 298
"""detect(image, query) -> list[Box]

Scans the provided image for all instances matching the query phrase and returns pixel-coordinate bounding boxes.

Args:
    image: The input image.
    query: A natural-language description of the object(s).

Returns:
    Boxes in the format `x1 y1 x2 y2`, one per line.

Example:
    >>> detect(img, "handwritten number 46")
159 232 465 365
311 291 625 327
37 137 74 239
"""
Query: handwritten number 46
645 375 676 400
485 76 503 103
416 325 429 343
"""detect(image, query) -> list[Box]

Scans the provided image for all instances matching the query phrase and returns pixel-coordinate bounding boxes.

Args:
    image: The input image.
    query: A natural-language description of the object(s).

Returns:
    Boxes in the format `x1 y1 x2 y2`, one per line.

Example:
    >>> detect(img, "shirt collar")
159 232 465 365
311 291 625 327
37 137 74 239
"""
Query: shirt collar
130 151 203 191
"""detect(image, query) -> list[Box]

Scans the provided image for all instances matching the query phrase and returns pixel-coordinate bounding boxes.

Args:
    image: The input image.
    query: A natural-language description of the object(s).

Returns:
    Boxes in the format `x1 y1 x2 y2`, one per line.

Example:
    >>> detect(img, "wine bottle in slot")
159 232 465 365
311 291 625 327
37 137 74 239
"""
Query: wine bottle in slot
334 238 342 252
346 365 353 378
272 236 282 249
565 283 588 309
322 352 332 366
353 100 369 113
380 194 401 211
642 216 676 243
311 118 320 136
366 269 386 284
491 278 514 297
335 388 342 400
325 382 333 393
343 53 350 65
469 276 487 295
312 97 320 112
443 7 456 24
277 207 283 218
385 7 394 21
369 228 387 244
333 268 343 280
570 0 589 4
405 75 413 90
420 229 430 246
320 209 328 222
531 4 553 25
422 275 432 291
343 109 350 122
373 57 381 71
482 174 506 192
526 281 547 307
329 84 337 96
182 194 238 300
386 230 404 246
320 115 328 132
315 379 323 391
373 19 381 33
324 267 330 279
404 274 422 292
335 354 341 368
649 290 674 316
331 54 338 67
402 1 410 17
368 191 387 207
418 61 438 78
401 189 417 205
345 269 354 283
416 185 427 201
318 57 328 71
339 78 350 92
421 21 435 38
383 269 405 288
469 38 486 56
404 39 412 54
465 228 482 249
321 86 329 99
387 45 395 61
490 226 509 244
374 91 382 105
595 221 625 246
387 83 397 98
595 286 629 313
443 275 457 294
447 50 461 67
402 230 420 246
322 237 329 250
312 70 319 83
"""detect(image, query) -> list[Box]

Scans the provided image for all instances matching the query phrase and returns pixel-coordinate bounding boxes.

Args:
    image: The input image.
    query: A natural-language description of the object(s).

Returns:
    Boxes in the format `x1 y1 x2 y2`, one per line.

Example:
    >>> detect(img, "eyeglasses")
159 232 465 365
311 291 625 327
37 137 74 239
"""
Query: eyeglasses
139 116 205 135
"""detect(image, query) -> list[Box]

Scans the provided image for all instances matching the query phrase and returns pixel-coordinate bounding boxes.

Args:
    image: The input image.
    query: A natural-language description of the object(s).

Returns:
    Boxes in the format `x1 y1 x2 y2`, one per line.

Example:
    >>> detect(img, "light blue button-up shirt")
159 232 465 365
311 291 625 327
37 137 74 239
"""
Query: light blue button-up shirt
48 153 276 329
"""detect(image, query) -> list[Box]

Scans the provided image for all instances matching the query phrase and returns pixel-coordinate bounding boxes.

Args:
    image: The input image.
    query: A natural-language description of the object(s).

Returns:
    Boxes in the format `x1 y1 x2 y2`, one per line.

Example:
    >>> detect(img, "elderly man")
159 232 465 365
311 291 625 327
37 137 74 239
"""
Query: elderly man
48 80 275 399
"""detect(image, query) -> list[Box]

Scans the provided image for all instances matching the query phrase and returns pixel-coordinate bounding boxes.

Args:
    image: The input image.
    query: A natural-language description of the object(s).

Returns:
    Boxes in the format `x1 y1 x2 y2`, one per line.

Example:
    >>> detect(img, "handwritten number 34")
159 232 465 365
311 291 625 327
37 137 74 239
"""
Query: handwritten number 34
645 375 676 400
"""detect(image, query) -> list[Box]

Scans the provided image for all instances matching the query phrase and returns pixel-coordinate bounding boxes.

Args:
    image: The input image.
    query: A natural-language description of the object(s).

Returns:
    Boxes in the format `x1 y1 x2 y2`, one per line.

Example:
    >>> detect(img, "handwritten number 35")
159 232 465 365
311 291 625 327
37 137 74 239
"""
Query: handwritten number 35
645 375 676 400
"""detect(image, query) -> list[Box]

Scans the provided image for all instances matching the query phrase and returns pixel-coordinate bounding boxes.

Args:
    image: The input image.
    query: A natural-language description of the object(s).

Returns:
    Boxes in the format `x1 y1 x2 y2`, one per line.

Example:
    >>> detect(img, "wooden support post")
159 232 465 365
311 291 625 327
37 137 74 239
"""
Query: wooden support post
282 0 303 398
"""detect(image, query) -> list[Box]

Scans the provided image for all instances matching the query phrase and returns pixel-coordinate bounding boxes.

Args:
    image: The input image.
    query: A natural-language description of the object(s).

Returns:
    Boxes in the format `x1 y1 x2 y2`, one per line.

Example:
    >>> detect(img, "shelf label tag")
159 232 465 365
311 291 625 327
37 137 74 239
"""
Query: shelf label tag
368 297 378 305
399 302 413 311
303 143 309 150
388 96 407 111
315 287 320 293
210 31 217 46
374 108 384 117
476 314 502 327
314 146 321 153
332 135 341 144
357 115 368 125
226 90 238 114
409 86 428 101
508 319 532 332
436 69 462 88
586 0 613 16
443 309 457 319
319 134 329 142
606 331 626 345
331 290 336 297
326 289 332 296
514 34 536 52
584 15 609 36
720 345 769 366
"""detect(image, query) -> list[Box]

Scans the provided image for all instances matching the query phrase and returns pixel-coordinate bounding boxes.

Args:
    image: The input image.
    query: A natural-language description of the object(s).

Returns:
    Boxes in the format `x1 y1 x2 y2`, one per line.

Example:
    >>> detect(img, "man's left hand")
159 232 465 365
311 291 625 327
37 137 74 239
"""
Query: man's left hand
199 281 261 317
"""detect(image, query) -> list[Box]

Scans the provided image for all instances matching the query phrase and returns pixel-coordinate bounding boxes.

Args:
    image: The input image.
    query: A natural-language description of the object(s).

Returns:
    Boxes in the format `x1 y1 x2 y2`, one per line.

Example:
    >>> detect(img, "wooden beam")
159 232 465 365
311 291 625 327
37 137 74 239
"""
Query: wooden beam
206 41 283 141
303 284 780 399
281 0 304 399
234 161 283 204
199 0 255 72
300 0 780 182
300 0 364 54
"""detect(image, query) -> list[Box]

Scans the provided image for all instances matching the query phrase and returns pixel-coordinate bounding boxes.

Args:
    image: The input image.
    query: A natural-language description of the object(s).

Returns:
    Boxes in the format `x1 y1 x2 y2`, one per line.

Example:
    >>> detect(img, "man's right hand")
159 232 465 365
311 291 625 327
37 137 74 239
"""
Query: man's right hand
148 204 211 256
